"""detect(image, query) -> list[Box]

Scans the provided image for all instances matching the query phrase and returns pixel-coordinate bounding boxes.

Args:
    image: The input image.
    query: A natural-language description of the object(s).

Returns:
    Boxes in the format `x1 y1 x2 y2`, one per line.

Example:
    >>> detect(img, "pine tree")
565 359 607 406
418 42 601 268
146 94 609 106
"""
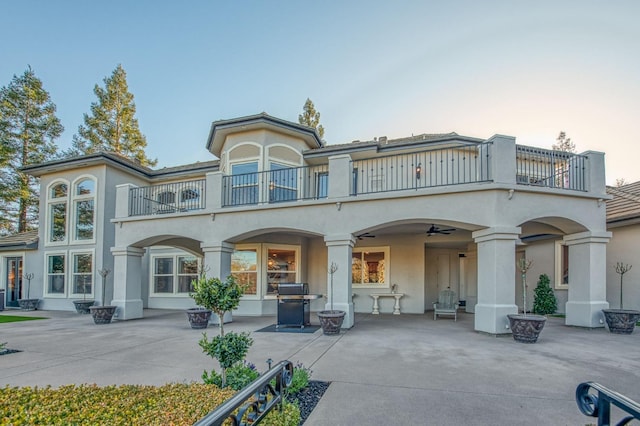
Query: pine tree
298 98 325 139
532 274 557 315
70 64 156 167
0 66 63 235
552 131 576 153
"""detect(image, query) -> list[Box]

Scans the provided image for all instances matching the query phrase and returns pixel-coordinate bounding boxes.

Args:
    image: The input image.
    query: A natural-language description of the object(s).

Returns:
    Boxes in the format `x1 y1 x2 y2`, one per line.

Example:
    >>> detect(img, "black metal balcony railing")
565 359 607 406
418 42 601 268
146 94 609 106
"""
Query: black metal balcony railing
129 179 206 216
350 142 492 195
194 360 293 426
576 382 640 425
516 145 587 191
222 164 329 207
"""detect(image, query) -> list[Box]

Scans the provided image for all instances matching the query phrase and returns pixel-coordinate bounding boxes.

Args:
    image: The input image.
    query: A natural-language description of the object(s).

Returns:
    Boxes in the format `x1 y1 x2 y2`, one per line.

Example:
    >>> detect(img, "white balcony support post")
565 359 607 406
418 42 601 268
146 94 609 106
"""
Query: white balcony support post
115 183 136 219
487 135 517 185
207 172 223 210
564 231 611 328
472 227 521 334
110 246 145 320
201 242 235 280
328 154 352 200
582 151 606 195
324 234 356 328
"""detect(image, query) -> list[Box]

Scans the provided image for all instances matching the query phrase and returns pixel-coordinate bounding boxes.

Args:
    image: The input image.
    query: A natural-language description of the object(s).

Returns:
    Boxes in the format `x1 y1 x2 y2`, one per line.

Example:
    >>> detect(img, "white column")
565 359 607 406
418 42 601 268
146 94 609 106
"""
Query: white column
327 154 352 199
564 231 611 327
110 246 145 320
324 234 356 328
201 242 235 280
114 183 136 219
472 227 521 334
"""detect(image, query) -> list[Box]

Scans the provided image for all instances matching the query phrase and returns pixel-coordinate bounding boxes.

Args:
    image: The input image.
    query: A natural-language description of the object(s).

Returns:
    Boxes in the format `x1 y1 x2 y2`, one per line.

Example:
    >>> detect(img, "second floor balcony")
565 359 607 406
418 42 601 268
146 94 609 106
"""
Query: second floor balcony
121 136 601 218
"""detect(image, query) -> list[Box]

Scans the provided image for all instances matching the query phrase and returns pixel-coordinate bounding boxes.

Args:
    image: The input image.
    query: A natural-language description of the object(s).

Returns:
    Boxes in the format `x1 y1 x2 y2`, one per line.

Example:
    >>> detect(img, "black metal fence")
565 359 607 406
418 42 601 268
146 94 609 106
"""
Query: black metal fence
194 360 293 426
350 142 492 195
222 164 329 207
516 145 587 191
576 381 640 425
129 179 206 216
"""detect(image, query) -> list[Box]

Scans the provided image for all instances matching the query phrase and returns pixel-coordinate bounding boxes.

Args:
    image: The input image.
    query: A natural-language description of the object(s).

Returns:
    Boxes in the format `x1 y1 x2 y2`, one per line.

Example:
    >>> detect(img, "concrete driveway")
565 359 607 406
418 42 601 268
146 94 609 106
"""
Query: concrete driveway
1 309 638 425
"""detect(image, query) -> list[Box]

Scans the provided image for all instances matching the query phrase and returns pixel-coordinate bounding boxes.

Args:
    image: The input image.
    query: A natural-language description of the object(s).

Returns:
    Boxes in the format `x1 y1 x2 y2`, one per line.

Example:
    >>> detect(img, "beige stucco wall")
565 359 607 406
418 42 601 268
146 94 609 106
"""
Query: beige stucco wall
606 225 640 310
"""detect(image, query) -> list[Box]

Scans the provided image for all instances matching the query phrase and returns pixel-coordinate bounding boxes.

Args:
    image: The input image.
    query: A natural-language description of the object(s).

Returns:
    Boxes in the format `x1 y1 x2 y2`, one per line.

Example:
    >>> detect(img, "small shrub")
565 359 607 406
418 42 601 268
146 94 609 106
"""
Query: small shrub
199 331 253 387
533 274 557 315
259 400 301 426
203 361 259 390
0 342 6 351
288 362 312 395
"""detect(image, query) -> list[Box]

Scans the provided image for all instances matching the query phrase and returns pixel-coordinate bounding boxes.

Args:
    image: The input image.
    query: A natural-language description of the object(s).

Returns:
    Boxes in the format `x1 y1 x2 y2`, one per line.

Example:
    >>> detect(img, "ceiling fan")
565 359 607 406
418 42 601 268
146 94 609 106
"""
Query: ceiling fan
356 232 376 240
426 224 456 236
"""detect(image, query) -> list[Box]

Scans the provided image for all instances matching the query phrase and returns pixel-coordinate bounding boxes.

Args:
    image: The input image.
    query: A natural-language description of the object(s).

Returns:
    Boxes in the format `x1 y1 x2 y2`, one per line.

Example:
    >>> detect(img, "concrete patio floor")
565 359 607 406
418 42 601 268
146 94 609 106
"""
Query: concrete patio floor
1 309 639 425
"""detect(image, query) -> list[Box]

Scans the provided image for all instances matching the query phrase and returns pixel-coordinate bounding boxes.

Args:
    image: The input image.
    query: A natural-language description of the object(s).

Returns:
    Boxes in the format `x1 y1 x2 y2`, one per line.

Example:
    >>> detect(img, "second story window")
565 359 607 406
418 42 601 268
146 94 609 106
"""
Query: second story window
73 178 95 241
47 182 68 243
269 162 298 203
231 162 258 205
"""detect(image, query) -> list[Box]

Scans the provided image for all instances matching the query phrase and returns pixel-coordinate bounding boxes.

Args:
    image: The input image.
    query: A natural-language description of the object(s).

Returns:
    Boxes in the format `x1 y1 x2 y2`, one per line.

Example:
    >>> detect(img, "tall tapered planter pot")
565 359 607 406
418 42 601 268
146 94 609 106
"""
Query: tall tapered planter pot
90 269 115 324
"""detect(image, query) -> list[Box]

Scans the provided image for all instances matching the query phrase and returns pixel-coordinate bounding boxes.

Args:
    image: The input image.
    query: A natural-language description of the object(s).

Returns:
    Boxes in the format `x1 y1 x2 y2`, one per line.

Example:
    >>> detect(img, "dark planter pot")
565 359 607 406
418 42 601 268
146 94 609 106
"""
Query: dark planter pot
317 310 345 335
507 314 547 343
186 308 212 329
73 300 95 314
602 309 640 334
89 306 117 324
18 299 39 311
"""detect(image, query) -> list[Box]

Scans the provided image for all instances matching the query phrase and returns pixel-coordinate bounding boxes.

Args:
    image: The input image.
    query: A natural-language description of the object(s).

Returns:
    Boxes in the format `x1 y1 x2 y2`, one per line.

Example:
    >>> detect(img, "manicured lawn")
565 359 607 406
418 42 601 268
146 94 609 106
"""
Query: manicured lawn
0 314 47 323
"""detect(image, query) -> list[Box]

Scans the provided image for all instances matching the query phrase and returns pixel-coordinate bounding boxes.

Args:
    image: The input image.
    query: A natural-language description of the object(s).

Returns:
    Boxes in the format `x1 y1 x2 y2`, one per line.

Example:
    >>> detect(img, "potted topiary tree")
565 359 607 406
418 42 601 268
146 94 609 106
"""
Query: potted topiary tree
194 274 252 387
602 262 640 334
72 271 95 314
507 259 547 343
532 274 557 316
89 268 117 324
18 272 39 311
317 262 346 335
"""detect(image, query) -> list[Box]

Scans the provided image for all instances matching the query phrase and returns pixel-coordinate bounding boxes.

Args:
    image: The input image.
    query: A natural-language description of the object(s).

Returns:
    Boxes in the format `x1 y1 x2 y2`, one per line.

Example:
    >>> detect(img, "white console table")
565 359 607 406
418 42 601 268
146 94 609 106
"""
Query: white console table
370 293 405 315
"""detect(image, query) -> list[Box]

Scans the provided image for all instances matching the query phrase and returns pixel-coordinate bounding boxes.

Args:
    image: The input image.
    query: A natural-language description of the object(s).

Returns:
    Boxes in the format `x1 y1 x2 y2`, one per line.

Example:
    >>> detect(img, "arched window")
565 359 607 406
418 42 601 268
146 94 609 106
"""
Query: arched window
72 178 96 241
47 181 69 243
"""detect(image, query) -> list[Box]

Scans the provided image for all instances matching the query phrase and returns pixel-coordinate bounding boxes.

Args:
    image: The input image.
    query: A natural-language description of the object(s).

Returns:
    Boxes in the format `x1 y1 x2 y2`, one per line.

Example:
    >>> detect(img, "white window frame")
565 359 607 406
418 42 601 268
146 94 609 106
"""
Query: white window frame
265 244 300 296
149 254 200 297
70 176 97 244
45 180 70 246
69 249 95 299
352 246 390 289
44 251 67 298
555 241 569 290
232 244 261 300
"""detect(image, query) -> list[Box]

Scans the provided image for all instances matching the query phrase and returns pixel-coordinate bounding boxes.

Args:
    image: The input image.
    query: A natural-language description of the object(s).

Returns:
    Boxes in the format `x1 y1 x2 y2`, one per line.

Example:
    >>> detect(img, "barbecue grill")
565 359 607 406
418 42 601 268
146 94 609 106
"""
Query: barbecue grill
276 283 319 328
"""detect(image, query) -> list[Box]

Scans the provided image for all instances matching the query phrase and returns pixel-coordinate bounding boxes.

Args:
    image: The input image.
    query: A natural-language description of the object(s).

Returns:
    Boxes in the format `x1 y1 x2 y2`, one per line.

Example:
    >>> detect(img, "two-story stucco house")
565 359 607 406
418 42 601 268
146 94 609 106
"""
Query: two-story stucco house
0 113 612 335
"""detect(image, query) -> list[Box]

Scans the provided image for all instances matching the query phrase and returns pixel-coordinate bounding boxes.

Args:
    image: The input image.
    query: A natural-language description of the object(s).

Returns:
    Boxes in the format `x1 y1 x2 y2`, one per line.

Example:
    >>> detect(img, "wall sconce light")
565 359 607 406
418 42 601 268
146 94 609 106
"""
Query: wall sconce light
416 163 422 180
210 213 216 221
508 189 515 200
597 198 604 207
336 202 342 211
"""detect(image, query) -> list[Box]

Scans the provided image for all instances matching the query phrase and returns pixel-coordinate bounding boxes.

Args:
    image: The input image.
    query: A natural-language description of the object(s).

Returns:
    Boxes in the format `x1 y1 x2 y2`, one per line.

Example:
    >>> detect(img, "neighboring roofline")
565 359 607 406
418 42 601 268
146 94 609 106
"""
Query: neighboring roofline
0 230 39 252
22 152 219 180
206 113 323 156
303 134 484 158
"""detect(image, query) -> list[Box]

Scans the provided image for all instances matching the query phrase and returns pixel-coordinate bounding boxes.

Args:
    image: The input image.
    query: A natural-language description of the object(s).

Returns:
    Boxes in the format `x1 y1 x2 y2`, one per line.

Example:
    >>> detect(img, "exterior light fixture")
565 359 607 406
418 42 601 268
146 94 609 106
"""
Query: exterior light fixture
416 163 422 179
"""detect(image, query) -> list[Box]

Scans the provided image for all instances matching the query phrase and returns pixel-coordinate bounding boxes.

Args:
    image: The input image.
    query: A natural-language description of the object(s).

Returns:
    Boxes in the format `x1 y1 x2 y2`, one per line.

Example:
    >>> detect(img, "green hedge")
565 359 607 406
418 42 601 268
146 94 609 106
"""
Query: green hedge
0 383 300 425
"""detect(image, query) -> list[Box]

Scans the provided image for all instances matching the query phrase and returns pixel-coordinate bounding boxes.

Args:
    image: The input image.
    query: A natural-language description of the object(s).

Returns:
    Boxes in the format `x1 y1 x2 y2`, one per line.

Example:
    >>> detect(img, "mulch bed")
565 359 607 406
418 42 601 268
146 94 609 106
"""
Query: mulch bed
288 380 330 424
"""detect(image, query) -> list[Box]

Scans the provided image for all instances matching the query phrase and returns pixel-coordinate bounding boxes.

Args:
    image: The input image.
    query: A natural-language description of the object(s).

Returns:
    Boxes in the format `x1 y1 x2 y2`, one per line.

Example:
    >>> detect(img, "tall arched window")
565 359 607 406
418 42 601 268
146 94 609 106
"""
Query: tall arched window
72 178 96 241
47 181 69 243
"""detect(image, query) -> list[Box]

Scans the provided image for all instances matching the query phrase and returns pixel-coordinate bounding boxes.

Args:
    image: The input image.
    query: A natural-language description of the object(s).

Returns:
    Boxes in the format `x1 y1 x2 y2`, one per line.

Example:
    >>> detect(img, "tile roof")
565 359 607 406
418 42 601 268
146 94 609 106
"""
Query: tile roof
606 183 640 224
0 230 39 251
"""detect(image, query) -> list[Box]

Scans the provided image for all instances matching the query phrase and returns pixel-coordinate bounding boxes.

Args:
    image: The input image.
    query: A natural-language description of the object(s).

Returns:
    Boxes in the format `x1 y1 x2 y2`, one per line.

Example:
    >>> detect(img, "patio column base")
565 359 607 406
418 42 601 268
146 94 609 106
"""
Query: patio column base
111 299 143 320
566 301 608 328
475 303 517 334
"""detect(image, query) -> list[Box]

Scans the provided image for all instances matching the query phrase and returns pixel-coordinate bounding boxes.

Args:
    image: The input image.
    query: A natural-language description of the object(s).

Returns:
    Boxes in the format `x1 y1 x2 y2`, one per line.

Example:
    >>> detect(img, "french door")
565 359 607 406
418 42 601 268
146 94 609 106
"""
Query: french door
6 257 23 307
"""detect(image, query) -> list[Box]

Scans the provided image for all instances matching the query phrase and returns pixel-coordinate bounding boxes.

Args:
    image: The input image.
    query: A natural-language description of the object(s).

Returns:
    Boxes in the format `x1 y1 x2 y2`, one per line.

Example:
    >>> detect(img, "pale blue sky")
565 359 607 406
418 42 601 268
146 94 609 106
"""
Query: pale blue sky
2 1 639 184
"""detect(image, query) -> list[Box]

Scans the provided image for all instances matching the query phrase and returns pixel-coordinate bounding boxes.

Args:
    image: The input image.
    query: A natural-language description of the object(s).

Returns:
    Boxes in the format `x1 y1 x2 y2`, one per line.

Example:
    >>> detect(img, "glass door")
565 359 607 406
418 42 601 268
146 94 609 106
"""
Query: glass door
6 257 23 307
